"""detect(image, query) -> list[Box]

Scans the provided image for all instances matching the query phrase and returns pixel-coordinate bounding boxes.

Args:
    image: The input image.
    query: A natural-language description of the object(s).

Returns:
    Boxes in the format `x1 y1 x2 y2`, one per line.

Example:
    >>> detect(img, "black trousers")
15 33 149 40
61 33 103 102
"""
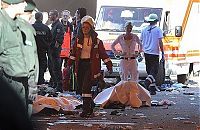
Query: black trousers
144 53 159 79
0 77 33 130
48 47 62 84
0 68 29 112
77 59 92 95
38 55 47 85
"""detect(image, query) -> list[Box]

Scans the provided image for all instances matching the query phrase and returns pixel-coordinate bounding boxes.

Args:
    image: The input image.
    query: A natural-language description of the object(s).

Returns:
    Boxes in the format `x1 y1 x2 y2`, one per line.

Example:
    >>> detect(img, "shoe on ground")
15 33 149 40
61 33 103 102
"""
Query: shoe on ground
80 112 94 118
149 86 156 95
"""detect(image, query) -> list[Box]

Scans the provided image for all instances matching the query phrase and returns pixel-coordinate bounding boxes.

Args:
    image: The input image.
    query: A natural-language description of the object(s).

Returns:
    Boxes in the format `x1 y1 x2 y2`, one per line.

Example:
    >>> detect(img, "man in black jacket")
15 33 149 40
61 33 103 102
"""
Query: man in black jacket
48 10 65 92
32 12 52 85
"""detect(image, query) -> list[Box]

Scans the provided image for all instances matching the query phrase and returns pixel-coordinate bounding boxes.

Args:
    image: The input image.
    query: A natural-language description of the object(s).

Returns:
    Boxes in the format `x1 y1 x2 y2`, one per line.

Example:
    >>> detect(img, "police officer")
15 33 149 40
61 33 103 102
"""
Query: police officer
48 10 65 92
33 12 52 85
16 0 39 116
0 0 29 110
19 0 36 22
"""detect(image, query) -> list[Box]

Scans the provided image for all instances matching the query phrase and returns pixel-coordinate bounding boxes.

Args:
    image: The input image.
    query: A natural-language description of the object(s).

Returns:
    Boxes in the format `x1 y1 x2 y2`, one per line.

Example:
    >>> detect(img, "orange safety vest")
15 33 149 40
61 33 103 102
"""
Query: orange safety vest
60 27 71 58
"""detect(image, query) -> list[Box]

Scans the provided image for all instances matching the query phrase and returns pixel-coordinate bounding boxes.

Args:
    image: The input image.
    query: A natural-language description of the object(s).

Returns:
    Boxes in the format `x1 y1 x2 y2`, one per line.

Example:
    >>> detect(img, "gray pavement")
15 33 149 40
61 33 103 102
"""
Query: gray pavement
32 76 200 130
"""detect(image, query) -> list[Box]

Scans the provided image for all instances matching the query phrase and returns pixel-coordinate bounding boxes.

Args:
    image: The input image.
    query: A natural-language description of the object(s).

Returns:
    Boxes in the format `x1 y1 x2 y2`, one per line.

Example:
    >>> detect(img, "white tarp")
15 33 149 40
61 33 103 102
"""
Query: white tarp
94 81 151 108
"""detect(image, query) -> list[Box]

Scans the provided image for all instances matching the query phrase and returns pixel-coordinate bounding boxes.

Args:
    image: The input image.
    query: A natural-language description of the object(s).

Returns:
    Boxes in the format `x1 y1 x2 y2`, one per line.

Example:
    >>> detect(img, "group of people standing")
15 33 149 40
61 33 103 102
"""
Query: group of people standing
0 0 165 121
0 0 112 119
33 7 113 118
34 7 89 93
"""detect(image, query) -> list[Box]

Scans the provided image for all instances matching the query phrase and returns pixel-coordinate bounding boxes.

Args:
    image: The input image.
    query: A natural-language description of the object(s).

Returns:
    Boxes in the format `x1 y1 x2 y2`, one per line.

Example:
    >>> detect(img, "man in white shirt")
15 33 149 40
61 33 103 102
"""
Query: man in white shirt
140 13 165 95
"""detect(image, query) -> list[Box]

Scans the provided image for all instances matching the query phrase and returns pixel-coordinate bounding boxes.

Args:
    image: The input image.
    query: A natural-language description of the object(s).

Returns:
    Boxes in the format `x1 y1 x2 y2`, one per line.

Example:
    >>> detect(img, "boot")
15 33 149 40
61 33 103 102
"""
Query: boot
144 75 155 88
54 82 63 93
62 67 70 91
80 97 94 118
149 83 156 95
48 80 54 88
144 79 151 90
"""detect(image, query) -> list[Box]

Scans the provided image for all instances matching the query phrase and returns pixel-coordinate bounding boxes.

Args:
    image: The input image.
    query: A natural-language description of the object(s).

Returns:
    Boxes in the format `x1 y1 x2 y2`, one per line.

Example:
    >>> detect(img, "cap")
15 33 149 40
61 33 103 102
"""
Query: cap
124 21 133 27
2 0 24 4
24 0 36 12
81 15 95 27
145 13 159 22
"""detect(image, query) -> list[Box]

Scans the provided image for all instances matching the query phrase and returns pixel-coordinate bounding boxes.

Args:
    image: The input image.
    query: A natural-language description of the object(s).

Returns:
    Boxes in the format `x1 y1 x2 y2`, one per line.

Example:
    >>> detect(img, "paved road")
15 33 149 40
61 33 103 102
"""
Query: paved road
32 76 200 130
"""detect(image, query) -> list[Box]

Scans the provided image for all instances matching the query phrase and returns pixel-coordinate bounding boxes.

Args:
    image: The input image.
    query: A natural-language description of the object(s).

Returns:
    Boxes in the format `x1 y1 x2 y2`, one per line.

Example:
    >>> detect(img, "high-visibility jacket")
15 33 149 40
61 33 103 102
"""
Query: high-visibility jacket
60 27 71 58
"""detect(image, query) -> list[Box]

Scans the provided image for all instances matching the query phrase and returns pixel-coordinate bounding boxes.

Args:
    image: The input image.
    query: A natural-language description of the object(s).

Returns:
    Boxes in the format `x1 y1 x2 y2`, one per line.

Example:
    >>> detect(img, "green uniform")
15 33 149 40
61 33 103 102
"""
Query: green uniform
0 9 29 108
16 17 39 116
16 17 39 87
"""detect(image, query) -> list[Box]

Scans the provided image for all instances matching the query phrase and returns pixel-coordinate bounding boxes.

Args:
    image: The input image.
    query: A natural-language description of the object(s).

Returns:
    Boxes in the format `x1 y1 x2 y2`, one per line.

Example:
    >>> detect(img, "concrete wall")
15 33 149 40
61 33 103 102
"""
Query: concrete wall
34 0 97 19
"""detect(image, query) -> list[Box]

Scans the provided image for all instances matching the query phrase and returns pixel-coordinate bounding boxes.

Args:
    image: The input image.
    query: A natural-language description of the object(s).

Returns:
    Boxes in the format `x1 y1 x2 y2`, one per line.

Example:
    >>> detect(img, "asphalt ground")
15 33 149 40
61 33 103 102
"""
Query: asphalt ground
32 76 200 130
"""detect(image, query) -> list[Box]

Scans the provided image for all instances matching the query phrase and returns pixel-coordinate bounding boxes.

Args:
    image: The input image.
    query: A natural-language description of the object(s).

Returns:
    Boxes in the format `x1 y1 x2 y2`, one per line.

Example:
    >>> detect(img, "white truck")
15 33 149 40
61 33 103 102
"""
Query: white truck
95 0 200 84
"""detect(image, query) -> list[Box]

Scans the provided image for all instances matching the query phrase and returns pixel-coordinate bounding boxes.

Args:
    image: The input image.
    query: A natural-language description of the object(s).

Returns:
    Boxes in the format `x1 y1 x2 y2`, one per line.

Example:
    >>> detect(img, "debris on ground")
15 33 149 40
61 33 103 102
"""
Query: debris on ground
151 99 175 106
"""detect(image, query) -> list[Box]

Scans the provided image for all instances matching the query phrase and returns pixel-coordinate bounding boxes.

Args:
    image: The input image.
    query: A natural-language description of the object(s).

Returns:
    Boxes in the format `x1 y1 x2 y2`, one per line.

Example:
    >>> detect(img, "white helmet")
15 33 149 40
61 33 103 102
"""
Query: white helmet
81 15 95 27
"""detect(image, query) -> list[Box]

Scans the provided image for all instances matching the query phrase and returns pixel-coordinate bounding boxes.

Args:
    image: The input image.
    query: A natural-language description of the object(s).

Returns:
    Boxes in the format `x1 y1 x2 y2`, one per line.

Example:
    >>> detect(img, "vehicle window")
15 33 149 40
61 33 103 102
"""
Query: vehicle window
96 6 163 33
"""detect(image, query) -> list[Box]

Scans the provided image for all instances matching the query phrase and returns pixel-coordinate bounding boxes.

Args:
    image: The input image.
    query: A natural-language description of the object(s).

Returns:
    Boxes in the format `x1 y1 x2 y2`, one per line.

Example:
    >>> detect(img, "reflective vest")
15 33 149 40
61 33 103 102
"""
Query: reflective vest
60 27 71 58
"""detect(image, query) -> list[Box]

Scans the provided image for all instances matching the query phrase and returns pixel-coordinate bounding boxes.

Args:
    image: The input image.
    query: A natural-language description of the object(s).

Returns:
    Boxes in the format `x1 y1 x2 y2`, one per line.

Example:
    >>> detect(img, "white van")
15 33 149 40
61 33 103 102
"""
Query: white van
96 0 200 84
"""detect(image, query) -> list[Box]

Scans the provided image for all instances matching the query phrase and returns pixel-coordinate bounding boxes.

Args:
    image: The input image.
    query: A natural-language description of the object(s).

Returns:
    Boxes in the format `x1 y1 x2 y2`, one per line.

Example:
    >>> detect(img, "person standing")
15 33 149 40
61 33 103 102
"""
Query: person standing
60 10 73 91
71 7 87 46
69 7 87 92
60 10 73 66
140 13 165 95
0 77 33 130
0 0 29 110
17 0 39 116
48 10 65 92
67 15 113 117
111 22 142 81
33 12 52 85
71 16 77 31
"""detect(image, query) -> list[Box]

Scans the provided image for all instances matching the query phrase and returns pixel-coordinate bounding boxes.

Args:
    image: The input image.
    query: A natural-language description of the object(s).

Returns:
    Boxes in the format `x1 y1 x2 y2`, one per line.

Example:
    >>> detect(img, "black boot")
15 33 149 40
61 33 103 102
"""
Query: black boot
144 75 156 95
56 82 63 93
144 79 151 90
149 83 156 95
80 97 94 118
52 82 63 93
